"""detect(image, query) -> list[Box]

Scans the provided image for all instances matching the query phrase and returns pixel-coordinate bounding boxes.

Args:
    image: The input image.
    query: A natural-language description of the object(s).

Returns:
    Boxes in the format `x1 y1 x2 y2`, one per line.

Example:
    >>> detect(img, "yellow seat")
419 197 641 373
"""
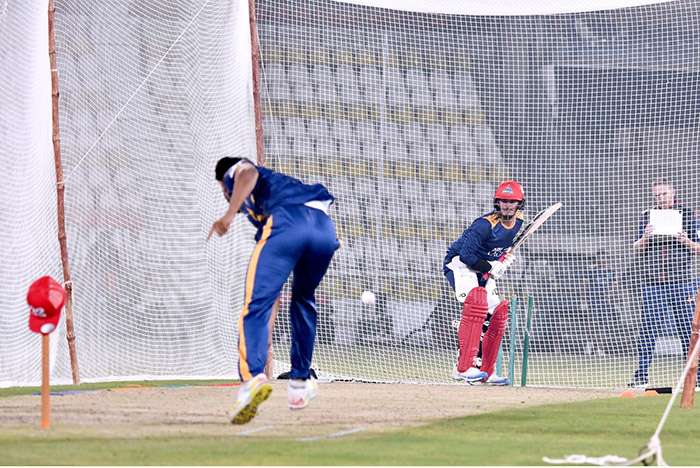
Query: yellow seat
418 160 441 180
442 108 463 125
395 160 416 180
465 163 487 183
278 100 299 119
288 44 307 64
325 104 345 121
309 46 330 65
465 108 485 126
443 161 464 182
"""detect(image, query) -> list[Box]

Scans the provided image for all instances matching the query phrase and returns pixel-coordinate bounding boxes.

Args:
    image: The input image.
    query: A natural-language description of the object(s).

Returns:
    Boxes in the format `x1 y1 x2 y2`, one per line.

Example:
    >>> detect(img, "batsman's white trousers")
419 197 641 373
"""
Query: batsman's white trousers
446 257 501 313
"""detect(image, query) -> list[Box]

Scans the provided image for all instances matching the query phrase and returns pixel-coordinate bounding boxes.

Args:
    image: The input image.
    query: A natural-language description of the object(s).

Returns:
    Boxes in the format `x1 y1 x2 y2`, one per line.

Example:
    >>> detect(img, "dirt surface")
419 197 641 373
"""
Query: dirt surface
0 381 622 439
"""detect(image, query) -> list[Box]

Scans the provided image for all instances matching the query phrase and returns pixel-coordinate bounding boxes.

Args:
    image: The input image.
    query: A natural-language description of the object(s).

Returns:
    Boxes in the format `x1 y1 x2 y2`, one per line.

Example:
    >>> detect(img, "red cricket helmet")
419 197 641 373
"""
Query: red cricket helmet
493 180 525 210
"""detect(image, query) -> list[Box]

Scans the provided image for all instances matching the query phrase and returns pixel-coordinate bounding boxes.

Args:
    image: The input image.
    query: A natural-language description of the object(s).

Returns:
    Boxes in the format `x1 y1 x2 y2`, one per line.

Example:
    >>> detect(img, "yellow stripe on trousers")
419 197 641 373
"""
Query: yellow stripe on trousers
238 215 274 382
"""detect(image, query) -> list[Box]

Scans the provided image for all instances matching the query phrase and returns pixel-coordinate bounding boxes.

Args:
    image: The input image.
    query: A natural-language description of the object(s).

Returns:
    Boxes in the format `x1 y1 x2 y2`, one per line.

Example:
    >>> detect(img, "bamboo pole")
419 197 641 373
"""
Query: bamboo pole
680 288 700 408
249 0 265 167
249 0 275 377
49 0 80 385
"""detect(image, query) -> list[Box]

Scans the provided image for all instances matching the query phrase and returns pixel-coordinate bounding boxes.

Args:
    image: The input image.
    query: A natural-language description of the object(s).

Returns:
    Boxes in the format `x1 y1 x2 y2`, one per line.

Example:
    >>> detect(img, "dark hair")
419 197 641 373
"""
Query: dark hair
215 157 244 181
652 177 674 190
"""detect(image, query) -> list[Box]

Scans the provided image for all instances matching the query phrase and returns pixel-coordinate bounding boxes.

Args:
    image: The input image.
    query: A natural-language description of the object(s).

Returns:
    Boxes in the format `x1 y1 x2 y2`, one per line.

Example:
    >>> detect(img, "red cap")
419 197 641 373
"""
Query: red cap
27 276 65 335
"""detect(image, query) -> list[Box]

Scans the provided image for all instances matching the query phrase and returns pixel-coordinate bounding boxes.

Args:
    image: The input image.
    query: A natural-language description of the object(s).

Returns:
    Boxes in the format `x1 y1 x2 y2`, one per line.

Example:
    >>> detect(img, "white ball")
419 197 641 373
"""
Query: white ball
361 290 376 305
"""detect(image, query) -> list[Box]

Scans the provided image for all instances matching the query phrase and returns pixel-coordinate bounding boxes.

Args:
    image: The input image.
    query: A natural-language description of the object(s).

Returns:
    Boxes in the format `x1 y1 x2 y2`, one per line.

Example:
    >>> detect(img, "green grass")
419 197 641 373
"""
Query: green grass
2 383 699 465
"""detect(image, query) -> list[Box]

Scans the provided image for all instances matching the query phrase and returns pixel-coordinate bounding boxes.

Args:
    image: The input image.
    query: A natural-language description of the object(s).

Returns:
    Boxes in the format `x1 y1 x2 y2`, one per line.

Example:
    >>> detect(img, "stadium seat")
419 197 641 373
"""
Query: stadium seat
402 121 423 147
287 44 307 64
334 46 355 67
291 136 314 159
263 63 290 101
431 69 457 108
298 153 321 177
407 68 432 108
308 45 330 65
285 117 307 142
424 123 448 148
330 118 355 143
337 65 361 105
358 66 381 104
454 70 479 109
356 119 379 144
442 159 464 182
472 124 502 165
386 67 409 106
307 118 330 143
313 64 338 103
383 121 403 146
288 63 314 102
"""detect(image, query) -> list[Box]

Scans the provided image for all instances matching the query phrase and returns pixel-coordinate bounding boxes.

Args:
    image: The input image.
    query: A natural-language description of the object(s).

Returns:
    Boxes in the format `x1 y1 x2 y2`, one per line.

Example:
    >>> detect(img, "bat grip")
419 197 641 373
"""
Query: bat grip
482 251 511 281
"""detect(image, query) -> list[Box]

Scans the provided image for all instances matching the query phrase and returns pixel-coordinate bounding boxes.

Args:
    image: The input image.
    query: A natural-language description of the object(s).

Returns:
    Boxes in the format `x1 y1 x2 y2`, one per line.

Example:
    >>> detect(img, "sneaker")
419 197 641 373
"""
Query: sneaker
452 364 488 384
484 374 510 386
288 378 318 410
228 373 273 425
627 371 648 388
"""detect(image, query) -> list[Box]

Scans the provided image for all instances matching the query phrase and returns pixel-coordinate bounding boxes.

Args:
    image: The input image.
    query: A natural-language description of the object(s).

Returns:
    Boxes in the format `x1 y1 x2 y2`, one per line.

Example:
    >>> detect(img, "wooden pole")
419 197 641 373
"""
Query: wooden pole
679 288 700 408
48 0 80 385
41 335 51 429
249 0 265 166
249 0 277 377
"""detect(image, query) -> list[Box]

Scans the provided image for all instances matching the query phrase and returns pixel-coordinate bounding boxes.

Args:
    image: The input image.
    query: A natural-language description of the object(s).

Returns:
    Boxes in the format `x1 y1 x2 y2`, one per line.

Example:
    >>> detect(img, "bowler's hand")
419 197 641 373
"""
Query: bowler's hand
207 216 233 241
642 224 655 239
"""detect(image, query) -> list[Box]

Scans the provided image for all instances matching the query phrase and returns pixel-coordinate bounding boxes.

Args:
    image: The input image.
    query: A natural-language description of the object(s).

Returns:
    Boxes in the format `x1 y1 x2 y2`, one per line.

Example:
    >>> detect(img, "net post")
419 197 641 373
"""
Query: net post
48 0 80 385
680 288 700 408
521 295 533 387
508 296 517 386
41 334 50 429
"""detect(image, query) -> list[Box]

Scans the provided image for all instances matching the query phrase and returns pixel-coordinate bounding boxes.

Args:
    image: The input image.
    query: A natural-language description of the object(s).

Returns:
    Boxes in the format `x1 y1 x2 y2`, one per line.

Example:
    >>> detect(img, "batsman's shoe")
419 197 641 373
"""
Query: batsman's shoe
452 364 488 384
228 373 272 425
484 373 510 386
288 377 318 410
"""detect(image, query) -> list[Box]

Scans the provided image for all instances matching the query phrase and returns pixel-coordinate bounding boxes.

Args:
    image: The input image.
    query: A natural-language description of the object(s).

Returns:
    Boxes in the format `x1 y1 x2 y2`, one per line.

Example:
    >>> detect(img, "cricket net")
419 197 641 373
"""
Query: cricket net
2 0 700 389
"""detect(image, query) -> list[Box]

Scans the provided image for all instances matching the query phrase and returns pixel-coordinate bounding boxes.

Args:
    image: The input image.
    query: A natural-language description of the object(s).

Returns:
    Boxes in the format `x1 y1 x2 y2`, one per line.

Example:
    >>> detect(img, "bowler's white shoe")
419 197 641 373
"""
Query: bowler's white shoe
288 378 318 409
228 373 272 425
484 373 510 386
452 364 488 384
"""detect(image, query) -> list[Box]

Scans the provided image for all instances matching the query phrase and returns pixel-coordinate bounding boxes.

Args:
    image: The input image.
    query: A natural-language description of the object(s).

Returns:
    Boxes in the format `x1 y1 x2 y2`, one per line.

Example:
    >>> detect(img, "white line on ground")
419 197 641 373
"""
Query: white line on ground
237 425 276 435
297 427 366 442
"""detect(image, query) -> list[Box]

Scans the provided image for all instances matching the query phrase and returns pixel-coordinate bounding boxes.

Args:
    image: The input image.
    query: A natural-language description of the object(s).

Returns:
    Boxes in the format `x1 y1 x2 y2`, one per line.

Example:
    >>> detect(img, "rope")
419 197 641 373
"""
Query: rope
543 336 700 466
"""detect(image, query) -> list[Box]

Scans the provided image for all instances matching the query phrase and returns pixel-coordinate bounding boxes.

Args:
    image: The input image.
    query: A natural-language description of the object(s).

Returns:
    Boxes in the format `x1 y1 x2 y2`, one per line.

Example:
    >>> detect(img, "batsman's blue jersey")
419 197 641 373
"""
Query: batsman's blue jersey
222 160 339 381
443 211 524 280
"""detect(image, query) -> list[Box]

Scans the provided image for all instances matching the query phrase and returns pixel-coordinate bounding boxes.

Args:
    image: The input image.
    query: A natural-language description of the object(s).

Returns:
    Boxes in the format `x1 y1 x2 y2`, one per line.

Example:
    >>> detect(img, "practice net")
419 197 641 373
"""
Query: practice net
2 0 699 389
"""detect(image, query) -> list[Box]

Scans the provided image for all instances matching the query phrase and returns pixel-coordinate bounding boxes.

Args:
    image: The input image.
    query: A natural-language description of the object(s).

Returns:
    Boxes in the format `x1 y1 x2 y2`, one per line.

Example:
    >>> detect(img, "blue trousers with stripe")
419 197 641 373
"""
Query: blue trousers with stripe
636 281 699 378
238 204 338 381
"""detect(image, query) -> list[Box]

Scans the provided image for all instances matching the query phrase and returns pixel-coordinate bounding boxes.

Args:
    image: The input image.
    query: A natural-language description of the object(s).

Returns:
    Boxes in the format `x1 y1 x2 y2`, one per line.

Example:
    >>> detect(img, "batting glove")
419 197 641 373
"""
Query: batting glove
488 260 507 280
489 255 516 280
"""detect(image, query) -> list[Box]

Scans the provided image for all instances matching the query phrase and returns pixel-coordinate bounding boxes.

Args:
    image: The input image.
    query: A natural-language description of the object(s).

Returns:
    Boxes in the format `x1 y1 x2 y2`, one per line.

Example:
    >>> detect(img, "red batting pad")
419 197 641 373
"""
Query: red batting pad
27 276 65 335
457 287 488 372
481 300 509 376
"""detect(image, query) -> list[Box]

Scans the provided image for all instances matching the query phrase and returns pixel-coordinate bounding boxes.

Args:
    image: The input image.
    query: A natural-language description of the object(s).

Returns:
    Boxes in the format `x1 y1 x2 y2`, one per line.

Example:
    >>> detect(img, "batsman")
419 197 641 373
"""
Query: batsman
443 180 525 385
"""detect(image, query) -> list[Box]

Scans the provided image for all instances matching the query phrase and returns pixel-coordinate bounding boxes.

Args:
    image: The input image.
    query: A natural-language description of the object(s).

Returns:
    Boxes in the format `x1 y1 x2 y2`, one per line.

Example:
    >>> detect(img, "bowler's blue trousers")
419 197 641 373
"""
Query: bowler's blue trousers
238 204 338 381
